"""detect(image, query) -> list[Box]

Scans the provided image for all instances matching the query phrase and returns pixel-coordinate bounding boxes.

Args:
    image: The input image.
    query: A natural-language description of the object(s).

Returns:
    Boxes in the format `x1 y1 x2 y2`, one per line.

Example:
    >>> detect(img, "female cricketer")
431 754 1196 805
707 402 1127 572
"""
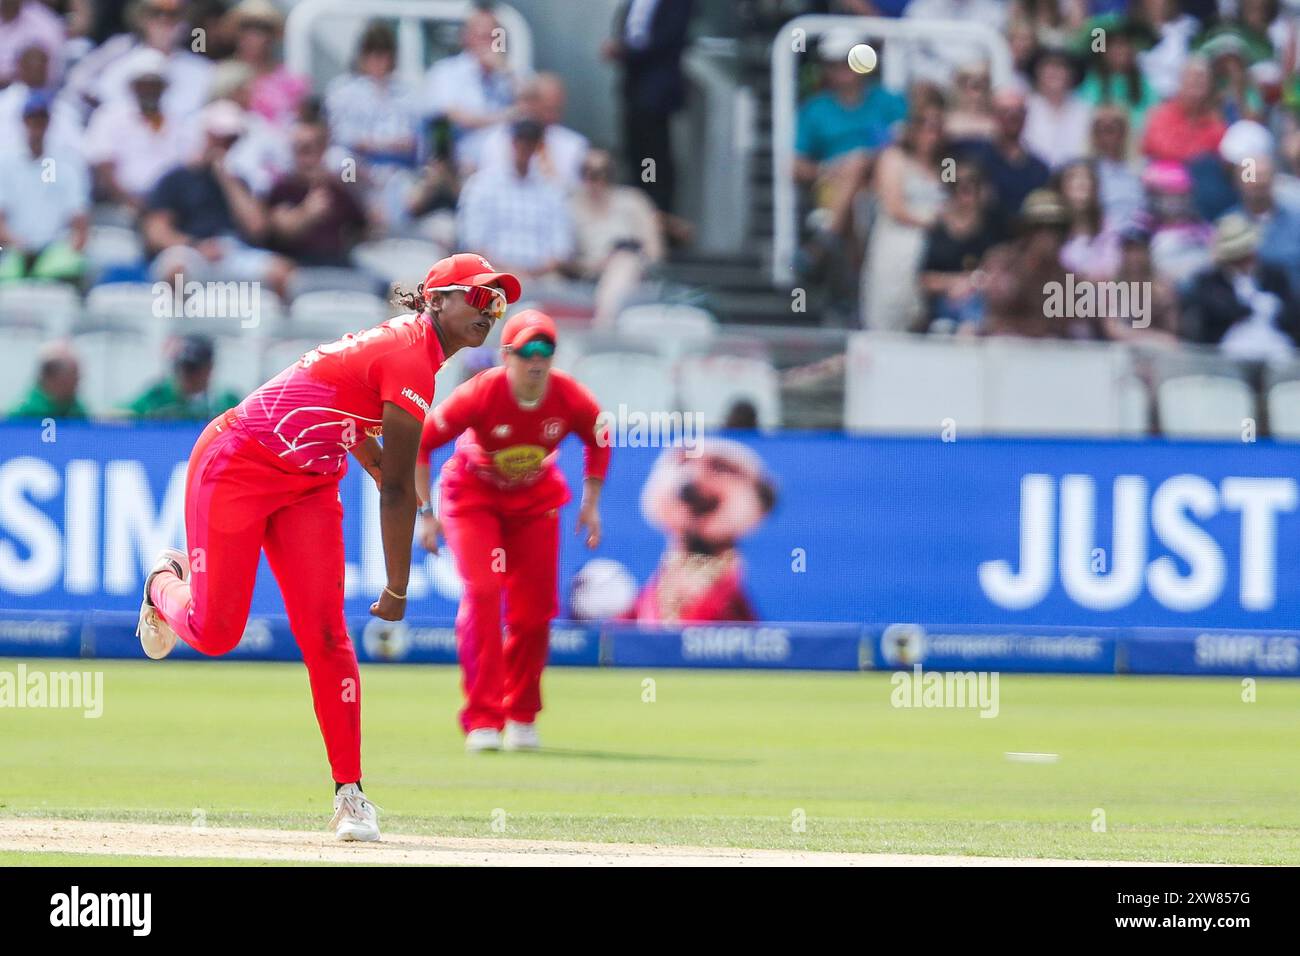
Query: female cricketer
135 253 521 841
416 310 609 753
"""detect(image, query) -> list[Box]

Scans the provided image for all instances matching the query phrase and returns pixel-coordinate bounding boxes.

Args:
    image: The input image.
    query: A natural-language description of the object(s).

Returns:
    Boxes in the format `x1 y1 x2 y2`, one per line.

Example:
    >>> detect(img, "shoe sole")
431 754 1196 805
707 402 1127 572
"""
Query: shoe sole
138 550 189 660
335 828 381 842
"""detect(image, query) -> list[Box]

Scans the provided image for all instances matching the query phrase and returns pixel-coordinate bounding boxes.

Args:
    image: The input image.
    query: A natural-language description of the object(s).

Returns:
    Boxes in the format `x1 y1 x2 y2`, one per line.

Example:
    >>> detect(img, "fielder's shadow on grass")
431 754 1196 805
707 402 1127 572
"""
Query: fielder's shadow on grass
520 748 757 765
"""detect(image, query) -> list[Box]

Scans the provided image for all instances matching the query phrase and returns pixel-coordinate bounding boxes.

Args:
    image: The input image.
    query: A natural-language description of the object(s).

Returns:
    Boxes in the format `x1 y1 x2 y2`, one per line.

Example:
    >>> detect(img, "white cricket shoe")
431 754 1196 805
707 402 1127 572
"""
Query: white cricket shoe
137 548 189 660
503 720 541 752
330 783 380 842
465 727 502 753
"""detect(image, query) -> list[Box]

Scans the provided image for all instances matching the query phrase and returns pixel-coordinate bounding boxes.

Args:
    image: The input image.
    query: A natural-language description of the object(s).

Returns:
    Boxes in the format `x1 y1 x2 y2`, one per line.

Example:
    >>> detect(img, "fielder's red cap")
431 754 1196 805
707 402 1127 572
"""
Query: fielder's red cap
501 309 558 349
423 253 522 304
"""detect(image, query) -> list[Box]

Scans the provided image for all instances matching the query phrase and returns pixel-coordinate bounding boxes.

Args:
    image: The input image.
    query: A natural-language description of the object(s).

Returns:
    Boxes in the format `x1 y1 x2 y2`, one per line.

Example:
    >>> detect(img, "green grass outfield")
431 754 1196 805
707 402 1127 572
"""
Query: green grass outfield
1 658 1298 864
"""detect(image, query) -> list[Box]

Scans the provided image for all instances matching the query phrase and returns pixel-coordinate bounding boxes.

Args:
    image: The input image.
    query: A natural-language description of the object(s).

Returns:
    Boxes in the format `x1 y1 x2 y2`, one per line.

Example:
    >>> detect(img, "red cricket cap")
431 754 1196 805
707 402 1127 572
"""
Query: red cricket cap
422 252 522 304
501 309 558 349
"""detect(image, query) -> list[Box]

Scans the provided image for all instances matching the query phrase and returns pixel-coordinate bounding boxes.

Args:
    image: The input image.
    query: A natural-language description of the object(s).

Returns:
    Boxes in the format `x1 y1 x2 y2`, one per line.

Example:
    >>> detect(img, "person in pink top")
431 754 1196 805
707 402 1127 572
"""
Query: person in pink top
227 0 308 128
1141 57 1228 163
135 252 522 842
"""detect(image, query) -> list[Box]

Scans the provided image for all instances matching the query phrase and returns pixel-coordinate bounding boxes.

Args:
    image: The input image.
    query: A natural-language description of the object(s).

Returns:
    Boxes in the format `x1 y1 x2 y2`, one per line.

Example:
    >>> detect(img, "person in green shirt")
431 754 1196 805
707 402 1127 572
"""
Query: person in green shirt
125 334 243 421
8 343 87 420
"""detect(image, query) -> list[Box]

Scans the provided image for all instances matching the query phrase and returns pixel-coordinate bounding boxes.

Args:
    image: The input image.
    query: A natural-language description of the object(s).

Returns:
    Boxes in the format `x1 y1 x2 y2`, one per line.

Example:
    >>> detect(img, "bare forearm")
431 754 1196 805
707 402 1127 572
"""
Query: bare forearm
378 484 417 593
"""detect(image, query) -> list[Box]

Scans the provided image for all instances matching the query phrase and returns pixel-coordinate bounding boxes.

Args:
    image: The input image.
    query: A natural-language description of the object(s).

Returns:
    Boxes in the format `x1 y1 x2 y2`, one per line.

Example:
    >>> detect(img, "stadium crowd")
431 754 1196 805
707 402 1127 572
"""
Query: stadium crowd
794 0 1300 364
0 0 680 420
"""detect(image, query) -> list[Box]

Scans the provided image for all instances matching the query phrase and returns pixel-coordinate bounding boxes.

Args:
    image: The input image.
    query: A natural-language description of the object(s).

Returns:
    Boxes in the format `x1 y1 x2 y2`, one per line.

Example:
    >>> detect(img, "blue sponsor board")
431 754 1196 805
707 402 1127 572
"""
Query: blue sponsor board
1123 629 1300 676
0 609 84 658
870 623 1117 674
606 622 865 671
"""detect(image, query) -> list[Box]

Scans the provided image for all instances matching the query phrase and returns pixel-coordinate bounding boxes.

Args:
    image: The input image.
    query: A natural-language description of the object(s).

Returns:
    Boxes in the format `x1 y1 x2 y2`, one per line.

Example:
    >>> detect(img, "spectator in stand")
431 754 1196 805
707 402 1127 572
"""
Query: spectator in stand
1024 47 1092 169
1200 32 1266 125
71 0 213 119
227 0 308 131
424 6 517 175
0 91 90 284
956 87 1051 214
986 188 1106 338
456 118 574 281
1142 57 1228 163
0 44 83 157
83 48 193 210
903 0 1009 86
1058 159 1122 280
7 342 85 420
1076 18 1161 133
569 148 664 327
794 31 907 273
603 0 694 213
142 99 294 297
1143 159 1213 284
267 117 371 267
1102 224 1181 342
919 161 1008 332
125 334 243 420
945 61 997 141
1183 212 1300 364
861 106 947 331
1231 155 1300 295
1128 0 1199 100
475 73 589 189
1090 105 1145 224
324 21 421 226
0 0 64 86
205 59 293 198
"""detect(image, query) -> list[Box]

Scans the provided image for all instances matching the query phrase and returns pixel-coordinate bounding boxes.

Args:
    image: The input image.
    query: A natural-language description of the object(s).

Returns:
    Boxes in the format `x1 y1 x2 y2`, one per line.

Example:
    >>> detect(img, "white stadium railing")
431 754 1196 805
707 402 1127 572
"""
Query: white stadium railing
284 0 533 87
770 15 1014 286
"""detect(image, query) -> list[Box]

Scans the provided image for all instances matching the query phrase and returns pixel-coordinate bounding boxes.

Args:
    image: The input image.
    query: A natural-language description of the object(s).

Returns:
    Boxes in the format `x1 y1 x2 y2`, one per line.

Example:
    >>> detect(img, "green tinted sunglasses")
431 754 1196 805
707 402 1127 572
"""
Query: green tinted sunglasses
513 338 555 359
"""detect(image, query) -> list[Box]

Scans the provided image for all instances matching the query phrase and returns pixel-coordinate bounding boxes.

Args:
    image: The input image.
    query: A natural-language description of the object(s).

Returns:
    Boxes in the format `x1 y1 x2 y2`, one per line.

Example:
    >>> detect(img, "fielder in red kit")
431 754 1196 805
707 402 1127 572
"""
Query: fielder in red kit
416 310 609 753
135 253 522 840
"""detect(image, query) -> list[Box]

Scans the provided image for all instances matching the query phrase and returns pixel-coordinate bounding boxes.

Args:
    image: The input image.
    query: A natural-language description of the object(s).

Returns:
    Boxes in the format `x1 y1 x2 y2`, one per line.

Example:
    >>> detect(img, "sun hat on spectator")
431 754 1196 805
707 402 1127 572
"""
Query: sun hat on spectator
1212 213 1260 264
201 99 246 138
229 0 284 30
1141 160 1193 195
122 47 169 85
1018 188 1070 229
1219 120 1274 166
817 30 861 63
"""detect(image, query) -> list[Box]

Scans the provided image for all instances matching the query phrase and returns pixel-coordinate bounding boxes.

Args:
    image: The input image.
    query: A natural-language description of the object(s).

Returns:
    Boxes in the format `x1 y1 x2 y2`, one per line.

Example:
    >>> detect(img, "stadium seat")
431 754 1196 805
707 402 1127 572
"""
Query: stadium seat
1267 379 1300 440
287 266 384 298
677 354 782 429
982 339 1138 435
0 326 49 412
288 290 389 336
571 351 675 415
1157 374 1255 439
351 238 446 289
84 224 145 278
82 282 163 338
206 332 268 401
617 304 718 363
845 333 984 434
73 330 165 414
261 338 318 381
0 281 81 336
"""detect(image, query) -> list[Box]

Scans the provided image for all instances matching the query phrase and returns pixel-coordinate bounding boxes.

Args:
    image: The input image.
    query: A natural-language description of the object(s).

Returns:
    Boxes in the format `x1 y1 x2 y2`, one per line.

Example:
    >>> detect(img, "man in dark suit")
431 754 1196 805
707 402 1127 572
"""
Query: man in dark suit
603 0 693 214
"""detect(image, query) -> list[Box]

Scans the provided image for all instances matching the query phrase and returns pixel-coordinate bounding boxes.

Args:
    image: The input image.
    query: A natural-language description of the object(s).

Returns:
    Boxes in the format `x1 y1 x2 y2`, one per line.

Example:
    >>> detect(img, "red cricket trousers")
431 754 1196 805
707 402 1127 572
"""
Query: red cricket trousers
440 473 560 734
150 410 362 783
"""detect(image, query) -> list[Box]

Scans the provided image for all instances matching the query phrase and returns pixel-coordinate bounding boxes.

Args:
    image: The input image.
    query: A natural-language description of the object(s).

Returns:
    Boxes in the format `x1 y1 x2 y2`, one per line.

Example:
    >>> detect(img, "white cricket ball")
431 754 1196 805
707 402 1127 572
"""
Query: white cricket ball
847 43 878 75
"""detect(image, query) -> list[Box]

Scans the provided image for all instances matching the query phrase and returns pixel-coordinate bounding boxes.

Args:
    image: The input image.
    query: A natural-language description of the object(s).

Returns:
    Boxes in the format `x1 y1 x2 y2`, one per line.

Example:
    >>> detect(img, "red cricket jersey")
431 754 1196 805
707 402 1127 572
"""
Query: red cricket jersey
237 313 444 474
418 366 610 515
